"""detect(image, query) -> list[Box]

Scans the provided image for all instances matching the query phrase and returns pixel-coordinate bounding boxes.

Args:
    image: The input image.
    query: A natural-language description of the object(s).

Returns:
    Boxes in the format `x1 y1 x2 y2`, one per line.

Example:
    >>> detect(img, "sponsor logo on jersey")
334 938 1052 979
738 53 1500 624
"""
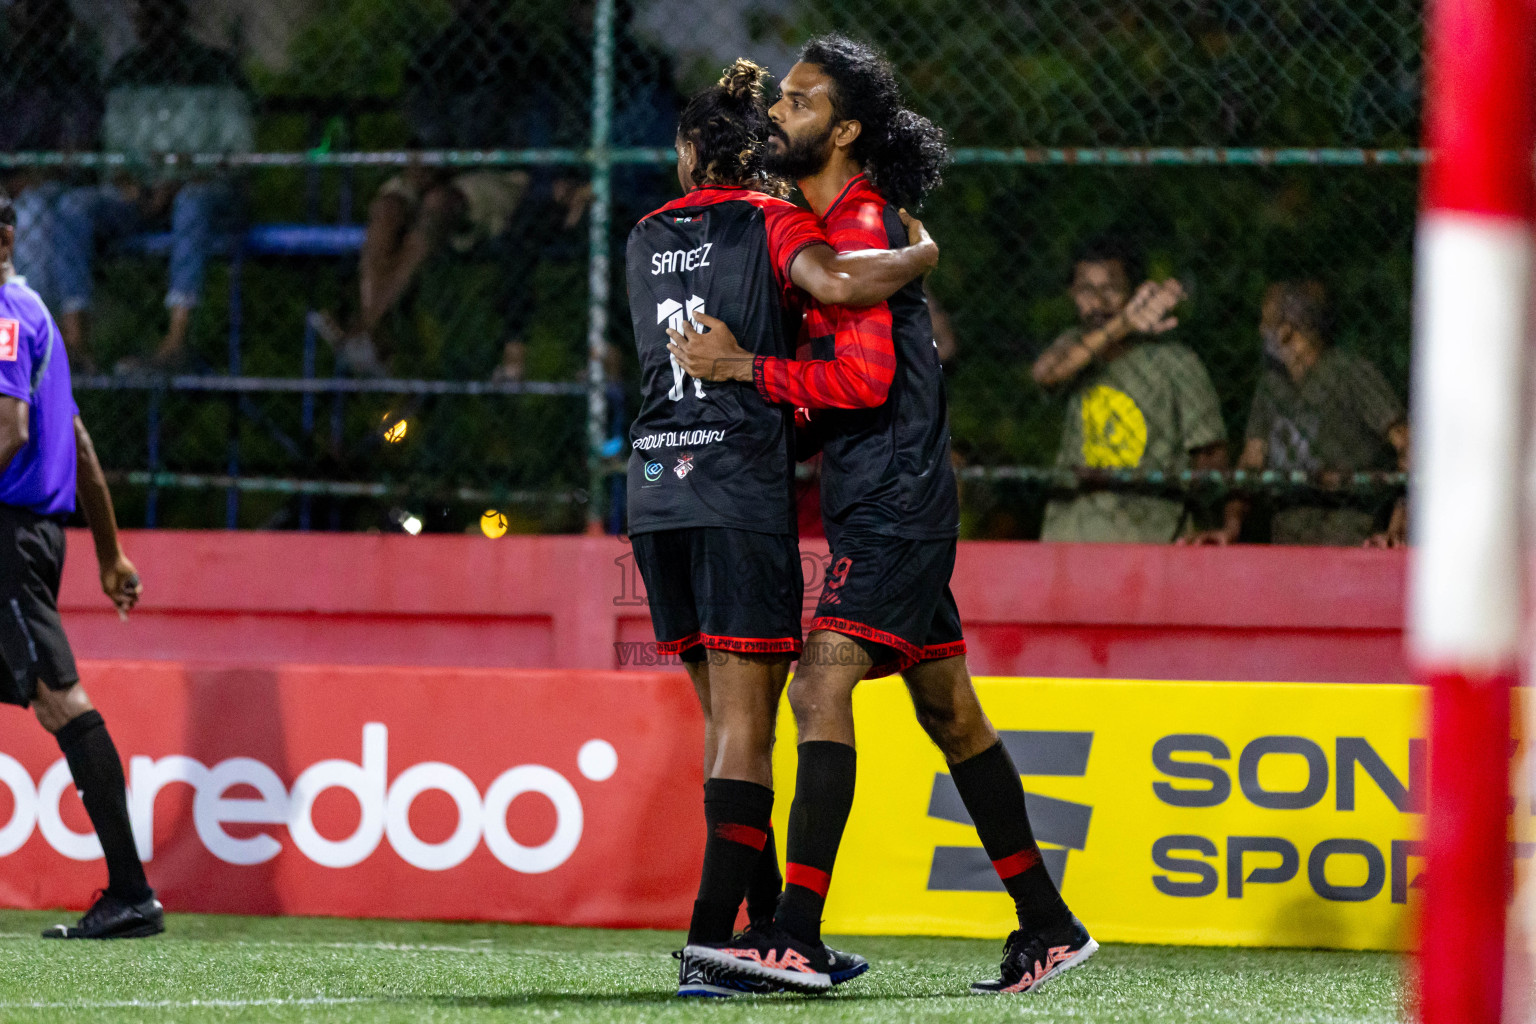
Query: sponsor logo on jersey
0 319 18 362
632 429 726 452
673 454 694 479
644 461 664 482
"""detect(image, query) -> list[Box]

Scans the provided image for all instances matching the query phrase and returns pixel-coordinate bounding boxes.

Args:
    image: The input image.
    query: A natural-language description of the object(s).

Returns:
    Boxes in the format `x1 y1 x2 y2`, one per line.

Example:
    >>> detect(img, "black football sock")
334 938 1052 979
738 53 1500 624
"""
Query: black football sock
688 778 774 945
949 739 1070 935
55 710 151 904
776 740 857 946
745 824 783 927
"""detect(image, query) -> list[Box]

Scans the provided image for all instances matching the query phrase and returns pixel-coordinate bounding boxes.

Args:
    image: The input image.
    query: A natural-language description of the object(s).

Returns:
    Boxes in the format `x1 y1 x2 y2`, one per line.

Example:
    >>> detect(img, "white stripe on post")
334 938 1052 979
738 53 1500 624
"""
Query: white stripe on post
1409 212 1530 665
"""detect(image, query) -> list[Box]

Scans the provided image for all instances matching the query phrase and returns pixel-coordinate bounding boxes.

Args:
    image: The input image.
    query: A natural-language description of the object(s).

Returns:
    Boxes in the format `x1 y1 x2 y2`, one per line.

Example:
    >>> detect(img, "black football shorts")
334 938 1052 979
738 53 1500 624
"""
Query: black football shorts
810 531 966 678
631 527 804 661
0 504 80 707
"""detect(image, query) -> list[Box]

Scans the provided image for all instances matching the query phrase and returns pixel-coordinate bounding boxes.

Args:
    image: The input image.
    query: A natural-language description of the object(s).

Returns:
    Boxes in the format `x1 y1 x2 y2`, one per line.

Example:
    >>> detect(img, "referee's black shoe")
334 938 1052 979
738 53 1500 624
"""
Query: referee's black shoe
42 890 164 940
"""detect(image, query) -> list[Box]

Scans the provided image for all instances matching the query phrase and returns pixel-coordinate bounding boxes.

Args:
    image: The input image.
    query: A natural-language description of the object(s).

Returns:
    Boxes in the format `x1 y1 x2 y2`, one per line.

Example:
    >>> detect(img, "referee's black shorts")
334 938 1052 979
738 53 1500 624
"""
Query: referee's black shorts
0 503 80 707
631 527 804 661
809 530 967 679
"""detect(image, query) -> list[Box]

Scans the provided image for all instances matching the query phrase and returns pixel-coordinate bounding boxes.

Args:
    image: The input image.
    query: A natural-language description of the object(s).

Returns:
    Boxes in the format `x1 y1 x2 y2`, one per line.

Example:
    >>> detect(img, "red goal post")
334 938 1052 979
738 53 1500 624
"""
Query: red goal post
1413 1 1535 1022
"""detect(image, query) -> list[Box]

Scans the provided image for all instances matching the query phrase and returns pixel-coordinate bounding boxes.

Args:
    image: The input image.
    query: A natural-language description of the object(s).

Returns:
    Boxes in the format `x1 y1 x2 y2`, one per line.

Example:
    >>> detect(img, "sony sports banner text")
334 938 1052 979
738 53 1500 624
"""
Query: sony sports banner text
779 677 1427 951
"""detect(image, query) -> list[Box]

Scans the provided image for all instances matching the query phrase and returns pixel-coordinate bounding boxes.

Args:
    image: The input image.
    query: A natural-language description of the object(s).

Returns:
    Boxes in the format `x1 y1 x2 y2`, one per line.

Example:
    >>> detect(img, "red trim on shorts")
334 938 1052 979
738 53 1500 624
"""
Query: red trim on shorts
714 823 769 851
654 633 801 656
700 632 801 655
654 633 703 656
992 848 1042 880
920 640 968 661
786 862 832 897
809 617 922 660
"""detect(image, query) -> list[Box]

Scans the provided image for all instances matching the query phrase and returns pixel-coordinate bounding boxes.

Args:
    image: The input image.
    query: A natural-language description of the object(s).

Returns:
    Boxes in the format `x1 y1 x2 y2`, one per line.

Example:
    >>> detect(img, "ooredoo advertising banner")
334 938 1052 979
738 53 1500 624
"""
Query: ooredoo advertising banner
0 662 705 927
793 678 1426 951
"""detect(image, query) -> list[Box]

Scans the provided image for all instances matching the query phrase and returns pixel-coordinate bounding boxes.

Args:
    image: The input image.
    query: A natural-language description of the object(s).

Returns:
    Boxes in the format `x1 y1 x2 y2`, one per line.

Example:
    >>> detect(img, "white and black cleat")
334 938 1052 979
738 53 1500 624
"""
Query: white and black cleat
971 916 1097 994
674 947 776 997
684 925 833 994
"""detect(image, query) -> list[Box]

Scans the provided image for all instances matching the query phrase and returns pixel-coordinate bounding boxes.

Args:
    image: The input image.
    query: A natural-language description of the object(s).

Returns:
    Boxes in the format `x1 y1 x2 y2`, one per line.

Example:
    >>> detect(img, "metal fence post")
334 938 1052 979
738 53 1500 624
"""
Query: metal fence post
584 0 616 532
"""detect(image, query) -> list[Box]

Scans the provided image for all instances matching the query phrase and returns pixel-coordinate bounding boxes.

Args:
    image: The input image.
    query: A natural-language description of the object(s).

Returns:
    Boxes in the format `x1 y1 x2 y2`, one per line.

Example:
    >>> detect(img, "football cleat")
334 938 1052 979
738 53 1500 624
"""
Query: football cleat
42 891 164 940
673 947 776 997
970 916 1097 994
684 925 833 994
825 942 869 985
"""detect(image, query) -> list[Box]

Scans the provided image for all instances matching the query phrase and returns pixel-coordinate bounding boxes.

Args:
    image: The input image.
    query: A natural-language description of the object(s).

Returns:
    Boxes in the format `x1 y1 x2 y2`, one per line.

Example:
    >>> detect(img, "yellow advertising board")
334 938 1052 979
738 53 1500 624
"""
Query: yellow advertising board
772 678 1425 951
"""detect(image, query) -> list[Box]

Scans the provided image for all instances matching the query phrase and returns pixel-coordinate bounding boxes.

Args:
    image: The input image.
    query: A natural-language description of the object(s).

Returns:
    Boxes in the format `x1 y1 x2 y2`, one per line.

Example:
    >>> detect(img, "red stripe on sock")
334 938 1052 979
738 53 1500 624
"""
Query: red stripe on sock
992 848 1042 881
713 822 768 851
786 862 832 897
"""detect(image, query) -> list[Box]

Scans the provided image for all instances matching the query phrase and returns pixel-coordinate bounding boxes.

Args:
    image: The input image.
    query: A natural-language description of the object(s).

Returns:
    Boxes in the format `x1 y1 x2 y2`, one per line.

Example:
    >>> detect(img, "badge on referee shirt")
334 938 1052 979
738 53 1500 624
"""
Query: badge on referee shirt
0 319 18 361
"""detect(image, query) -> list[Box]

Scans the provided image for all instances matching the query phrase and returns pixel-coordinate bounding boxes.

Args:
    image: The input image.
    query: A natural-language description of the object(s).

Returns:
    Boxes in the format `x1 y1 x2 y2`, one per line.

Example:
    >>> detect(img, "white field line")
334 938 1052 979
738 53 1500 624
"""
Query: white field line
0 996 381 1009
0 932 657 958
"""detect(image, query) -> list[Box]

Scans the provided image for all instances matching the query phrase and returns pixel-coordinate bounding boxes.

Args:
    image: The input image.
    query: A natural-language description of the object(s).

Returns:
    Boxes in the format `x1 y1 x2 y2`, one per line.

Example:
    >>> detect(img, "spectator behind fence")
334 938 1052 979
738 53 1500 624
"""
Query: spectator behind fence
2 0 102 326
1032 239 1228 542
1186 281 1409 547
42 0 251 374
310 0 558 378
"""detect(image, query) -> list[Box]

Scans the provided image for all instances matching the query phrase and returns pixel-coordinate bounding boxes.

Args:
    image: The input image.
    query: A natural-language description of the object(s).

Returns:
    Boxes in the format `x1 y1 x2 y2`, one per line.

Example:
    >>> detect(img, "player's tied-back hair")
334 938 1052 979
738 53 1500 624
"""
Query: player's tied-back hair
678 59 792 198
799 34 950 209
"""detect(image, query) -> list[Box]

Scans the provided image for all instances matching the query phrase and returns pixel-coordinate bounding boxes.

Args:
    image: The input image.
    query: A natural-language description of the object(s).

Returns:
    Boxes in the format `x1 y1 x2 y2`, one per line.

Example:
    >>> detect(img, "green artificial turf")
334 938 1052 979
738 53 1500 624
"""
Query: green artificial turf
0 910 1405 1023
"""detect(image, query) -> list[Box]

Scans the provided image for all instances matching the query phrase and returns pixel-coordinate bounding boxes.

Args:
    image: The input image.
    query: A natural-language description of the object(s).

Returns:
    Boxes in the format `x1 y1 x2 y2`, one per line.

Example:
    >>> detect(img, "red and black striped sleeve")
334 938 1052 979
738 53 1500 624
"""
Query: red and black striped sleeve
751 192 899 409
761 203 829 291
752 301 896 409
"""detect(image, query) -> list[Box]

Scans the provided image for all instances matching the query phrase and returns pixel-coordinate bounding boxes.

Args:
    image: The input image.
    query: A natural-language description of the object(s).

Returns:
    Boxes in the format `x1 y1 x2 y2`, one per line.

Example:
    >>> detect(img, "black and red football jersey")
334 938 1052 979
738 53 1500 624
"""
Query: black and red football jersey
754 173 960 540
625 185 826 536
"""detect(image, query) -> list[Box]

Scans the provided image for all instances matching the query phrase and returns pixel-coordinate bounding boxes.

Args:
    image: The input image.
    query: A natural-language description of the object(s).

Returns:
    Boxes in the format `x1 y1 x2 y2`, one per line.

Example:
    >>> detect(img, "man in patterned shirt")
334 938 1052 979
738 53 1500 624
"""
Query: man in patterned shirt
1186 280 1408 546
1032 239 1228 543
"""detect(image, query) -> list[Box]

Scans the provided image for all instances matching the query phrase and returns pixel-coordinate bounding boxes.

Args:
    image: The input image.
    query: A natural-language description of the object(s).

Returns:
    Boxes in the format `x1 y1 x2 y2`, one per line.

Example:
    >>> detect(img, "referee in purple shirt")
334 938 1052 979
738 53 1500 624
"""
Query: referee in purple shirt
0 187 162 939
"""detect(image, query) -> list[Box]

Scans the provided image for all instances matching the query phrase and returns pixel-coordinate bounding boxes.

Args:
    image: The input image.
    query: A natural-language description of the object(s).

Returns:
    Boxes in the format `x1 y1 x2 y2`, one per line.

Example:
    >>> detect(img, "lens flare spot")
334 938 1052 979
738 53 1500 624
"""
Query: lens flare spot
480 510 509 539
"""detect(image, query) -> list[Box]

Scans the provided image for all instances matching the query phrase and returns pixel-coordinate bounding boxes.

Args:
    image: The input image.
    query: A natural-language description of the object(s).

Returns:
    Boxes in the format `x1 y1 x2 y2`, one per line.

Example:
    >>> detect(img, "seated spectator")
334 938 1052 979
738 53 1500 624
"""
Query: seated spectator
1032 238 1228 542
52 0 251 372
315 0 677 380
310 0 561 377
1187 281 1408 547
1 0 102 332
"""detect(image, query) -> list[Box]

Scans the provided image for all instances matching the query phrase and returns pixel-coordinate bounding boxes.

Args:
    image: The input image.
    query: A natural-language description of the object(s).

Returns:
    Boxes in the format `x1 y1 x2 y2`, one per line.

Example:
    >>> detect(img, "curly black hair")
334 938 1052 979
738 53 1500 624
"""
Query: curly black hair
677 59 791 198
798 34 949 209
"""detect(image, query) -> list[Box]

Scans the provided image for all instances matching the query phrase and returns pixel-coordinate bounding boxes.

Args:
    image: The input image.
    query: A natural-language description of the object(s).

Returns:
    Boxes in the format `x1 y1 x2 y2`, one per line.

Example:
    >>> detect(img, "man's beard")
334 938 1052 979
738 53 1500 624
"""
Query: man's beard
1081 310 1115 331
764 122 836 180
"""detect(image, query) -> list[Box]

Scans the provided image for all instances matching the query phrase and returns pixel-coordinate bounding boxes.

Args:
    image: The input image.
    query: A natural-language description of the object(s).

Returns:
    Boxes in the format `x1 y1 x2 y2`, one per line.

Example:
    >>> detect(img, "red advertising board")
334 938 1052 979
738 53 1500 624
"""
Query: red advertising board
0 663 703 924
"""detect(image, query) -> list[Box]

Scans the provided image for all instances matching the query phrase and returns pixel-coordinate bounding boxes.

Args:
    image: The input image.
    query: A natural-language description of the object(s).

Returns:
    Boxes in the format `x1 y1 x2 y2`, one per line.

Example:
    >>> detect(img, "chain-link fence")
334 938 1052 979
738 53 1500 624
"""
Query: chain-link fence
0 0 1420 540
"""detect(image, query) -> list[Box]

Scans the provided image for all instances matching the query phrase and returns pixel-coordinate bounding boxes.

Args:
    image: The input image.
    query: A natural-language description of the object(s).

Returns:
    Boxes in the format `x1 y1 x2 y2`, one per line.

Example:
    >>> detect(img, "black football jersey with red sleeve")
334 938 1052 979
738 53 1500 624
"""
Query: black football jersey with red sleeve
753 174 960 540
625 186 827 536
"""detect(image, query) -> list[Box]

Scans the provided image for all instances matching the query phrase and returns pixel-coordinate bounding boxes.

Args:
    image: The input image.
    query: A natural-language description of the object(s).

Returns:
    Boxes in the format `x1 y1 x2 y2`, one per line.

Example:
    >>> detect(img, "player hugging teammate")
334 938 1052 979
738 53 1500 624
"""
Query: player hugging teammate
623 60 938 996
668 36 1097 995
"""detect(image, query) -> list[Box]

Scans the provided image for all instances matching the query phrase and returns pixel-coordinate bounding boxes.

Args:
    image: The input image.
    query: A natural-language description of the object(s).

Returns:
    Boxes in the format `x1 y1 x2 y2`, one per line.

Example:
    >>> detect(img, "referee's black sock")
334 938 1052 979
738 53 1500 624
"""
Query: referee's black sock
55 710 152 904
745 823 783 928
775 740 856 946
688 778 774 946
949 739 1070 936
